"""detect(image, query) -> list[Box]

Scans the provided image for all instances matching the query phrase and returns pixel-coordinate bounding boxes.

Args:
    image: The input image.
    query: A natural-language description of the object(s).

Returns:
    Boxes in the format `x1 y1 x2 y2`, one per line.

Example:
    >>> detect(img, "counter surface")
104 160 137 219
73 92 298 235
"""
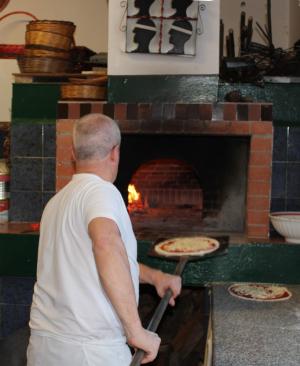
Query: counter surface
213 284 300 366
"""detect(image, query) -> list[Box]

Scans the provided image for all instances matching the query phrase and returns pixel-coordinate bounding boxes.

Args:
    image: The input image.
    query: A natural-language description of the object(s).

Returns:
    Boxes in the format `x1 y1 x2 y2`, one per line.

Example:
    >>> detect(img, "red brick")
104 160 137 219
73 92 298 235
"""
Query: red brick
138 104 151 120
223 103 237 121
56 147 73 162
227 121 250 135
248 181 270 196
248 165 272 181
56 176 72 191
115 104 127 120
56 161 75 176
198 104 212 120
56 120 75 134
251 122 273 135
68 103 80 119
251 136 273 152
90 103 103 113
204 121 229 134
247 225 269 239
247 210 269 226
119 120 141 133
249 151 272 166
248 104 261 121
247 196 270 210
56 134 72 146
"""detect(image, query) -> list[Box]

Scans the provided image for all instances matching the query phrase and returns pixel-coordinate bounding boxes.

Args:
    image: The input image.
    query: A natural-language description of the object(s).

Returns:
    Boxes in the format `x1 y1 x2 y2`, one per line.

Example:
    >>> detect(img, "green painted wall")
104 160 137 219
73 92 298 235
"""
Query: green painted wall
1 234 300 285
0 234 39 277
12 83 61 124
108 75 300 126
11 77 300 127
108 75 219 103
138 241 300 285
218 81 300 126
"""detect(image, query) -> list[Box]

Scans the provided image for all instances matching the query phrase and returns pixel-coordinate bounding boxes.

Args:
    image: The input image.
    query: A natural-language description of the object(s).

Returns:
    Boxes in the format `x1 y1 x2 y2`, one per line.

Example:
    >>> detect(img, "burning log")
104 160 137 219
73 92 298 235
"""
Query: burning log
128 184 143 212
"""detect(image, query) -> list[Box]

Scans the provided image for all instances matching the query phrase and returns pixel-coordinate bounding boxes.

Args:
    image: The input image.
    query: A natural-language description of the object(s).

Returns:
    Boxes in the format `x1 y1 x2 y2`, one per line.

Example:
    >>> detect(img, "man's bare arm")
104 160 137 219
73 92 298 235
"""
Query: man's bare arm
139 263 182 306
88 217 160 364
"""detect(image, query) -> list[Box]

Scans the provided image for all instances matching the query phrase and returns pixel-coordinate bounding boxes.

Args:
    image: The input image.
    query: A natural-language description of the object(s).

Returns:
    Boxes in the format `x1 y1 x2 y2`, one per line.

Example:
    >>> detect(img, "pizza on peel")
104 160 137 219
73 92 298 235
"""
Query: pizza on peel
228 283 292 302
154 236 220 257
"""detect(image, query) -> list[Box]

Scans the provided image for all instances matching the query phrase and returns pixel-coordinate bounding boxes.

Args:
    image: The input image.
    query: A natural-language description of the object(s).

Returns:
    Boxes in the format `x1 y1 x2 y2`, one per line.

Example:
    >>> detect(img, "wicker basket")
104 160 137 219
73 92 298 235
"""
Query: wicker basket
25 30 73 51
26 20 75 37
61 84 107 100
18 56 70 73
24 47 70 60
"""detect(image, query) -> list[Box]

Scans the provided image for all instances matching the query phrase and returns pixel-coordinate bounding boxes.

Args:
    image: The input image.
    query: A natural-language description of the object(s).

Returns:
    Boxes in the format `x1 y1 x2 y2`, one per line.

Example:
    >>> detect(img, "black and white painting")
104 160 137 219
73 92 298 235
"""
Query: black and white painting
126 0 198 56
161 19 197 55
162 0 198 18
126 17 160 53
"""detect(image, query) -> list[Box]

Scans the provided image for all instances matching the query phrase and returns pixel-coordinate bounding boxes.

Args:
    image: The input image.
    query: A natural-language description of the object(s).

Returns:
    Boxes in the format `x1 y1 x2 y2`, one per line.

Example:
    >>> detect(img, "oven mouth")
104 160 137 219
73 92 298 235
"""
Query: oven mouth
116 134 249 239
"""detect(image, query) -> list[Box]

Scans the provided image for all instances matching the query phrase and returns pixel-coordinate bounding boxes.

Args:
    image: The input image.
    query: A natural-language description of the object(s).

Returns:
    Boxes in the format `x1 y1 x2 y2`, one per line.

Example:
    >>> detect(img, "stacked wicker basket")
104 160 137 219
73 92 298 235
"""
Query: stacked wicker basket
18 20 76 73
60 75 107 101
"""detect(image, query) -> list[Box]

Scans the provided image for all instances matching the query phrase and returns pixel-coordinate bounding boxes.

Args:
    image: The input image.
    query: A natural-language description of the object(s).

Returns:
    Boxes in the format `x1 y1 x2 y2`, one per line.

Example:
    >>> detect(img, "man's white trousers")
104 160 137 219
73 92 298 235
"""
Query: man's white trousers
27 331 132 366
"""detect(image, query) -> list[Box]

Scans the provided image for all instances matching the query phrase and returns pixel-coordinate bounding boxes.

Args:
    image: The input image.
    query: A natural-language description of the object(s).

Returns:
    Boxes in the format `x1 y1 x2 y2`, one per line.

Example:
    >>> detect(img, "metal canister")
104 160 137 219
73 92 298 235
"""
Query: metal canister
0 159 9 199
0 198 9 223
0 160 10 222
0 173 9 200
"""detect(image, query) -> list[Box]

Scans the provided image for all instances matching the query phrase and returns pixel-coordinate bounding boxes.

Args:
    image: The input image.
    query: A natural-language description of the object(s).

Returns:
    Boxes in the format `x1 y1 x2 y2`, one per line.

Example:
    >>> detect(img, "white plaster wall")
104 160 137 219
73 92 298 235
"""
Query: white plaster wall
289 0 300 47
108 0 220 75
220 0 290 56
0 0 108 122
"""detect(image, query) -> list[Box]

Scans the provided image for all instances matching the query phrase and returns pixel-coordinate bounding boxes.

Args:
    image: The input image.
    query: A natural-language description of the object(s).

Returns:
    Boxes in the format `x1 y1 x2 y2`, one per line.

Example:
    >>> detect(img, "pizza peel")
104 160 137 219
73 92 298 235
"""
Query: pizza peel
130 236 229 366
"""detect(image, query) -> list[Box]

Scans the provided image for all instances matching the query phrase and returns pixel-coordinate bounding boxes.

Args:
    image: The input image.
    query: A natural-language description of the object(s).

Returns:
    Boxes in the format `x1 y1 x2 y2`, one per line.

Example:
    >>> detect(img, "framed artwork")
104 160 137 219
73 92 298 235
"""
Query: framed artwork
126 0 199 56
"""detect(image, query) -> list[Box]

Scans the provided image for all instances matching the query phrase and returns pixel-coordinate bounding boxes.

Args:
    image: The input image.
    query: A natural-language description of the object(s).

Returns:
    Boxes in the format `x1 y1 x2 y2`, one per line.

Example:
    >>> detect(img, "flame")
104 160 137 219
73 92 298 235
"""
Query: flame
128 184 140 204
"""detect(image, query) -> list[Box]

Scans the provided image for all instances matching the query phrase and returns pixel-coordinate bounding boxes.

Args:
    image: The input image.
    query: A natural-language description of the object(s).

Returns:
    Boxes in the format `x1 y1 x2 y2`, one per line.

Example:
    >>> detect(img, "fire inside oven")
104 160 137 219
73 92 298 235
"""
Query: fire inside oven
116 134 250 239
127 158 203 226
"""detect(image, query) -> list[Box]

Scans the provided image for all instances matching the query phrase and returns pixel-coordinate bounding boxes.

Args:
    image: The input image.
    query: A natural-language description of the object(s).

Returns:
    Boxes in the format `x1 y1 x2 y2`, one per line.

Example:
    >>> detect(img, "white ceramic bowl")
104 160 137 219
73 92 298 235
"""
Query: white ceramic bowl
270 212 300 243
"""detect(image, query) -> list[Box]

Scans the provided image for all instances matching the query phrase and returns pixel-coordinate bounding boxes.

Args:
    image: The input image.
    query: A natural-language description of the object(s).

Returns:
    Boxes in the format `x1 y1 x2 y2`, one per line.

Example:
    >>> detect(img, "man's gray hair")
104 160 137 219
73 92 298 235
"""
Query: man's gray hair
73 113 121 161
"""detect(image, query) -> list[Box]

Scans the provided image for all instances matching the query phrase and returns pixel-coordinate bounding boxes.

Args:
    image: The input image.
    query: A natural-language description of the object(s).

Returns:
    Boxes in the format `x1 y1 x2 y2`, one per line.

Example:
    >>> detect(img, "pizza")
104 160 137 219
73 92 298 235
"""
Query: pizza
228 283 292 302
154 236 220 257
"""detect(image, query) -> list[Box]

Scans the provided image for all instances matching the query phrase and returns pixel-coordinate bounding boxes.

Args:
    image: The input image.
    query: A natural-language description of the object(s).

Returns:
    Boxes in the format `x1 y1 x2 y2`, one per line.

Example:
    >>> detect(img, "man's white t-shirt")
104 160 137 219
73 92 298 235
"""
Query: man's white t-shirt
29 173 139 342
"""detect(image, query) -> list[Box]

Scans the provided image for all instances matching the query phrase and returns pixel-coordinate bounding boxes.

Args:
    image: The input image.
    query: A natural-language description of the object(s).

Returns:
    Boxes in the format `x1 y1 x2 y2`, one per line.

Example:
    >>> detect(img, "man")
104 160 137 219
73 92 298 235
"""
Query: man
27 113 181 366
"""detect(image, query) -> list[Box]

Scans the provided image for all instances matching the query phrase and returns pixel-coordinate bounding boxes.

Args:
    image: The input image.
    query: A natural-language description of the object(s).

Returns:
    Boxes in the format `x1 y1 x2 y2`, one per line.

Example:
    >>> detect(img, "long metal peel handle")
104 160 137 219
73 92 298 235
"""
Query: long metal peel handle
130 256 189 366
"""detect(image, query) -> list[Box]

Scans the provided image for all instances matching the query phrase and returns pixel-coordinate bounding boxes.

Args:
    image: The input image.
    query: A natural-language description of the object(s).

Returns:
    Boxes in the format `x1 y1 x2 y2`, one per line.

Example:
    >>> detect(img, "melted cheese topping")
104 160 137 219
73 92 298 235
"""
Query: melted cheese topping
229 284 291 301
154 236 219 257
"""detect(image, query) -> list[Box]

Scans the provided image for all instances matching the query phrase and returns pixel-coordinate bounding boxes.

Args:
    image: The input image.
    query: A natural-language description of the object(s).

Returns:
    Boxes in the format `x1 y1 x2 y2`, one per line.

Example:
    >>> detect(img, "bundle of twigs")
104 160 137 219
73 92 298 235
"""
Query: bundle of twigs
220 0 300 82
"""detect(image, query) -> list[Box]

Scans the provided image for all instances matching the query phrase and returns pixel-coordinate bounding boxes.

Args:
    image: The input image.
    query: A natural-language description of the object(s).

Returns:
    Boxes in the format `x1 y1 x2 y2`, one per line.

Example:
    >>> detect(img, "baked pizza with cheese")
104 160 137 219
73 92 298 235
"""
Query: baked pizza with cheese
228 283 292 302
154 236 220 257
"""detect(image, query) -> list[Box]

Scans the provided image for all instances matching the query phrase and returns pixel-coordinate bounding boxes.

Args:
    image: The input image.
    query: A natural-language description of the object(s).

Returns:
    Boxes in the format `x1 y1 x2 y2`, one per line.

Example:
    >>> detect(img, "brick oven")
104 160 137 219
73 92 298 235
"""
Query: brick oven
56 101 273 240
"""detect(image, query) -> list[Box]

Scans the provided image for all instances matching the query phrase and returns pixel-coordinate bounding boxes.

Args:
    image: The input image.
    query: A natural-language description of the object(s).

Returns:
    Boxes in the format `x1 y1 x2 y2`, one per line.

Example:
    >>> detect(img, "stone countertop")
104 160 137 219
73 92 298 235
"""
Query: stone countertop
212 284 300 366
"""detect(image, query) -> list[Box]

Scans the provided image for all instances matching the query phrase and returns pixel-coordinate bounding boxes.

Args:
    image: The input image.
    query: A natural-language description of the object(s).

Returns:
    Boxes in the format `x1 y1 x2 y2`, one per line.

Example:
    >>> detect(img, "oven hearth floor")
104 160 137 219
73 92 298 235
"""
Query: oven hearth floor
129 206 249 242
131 215 248 243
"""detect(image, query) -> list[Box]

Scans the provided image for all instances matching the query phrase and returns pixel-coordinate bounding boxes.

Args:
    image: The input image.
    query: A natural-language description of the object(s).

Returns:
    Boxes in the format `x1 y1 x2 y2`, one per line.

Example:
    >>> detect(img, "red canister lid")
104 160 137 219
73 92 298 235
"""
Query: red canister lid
0 199 9 211
0 174 10 182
